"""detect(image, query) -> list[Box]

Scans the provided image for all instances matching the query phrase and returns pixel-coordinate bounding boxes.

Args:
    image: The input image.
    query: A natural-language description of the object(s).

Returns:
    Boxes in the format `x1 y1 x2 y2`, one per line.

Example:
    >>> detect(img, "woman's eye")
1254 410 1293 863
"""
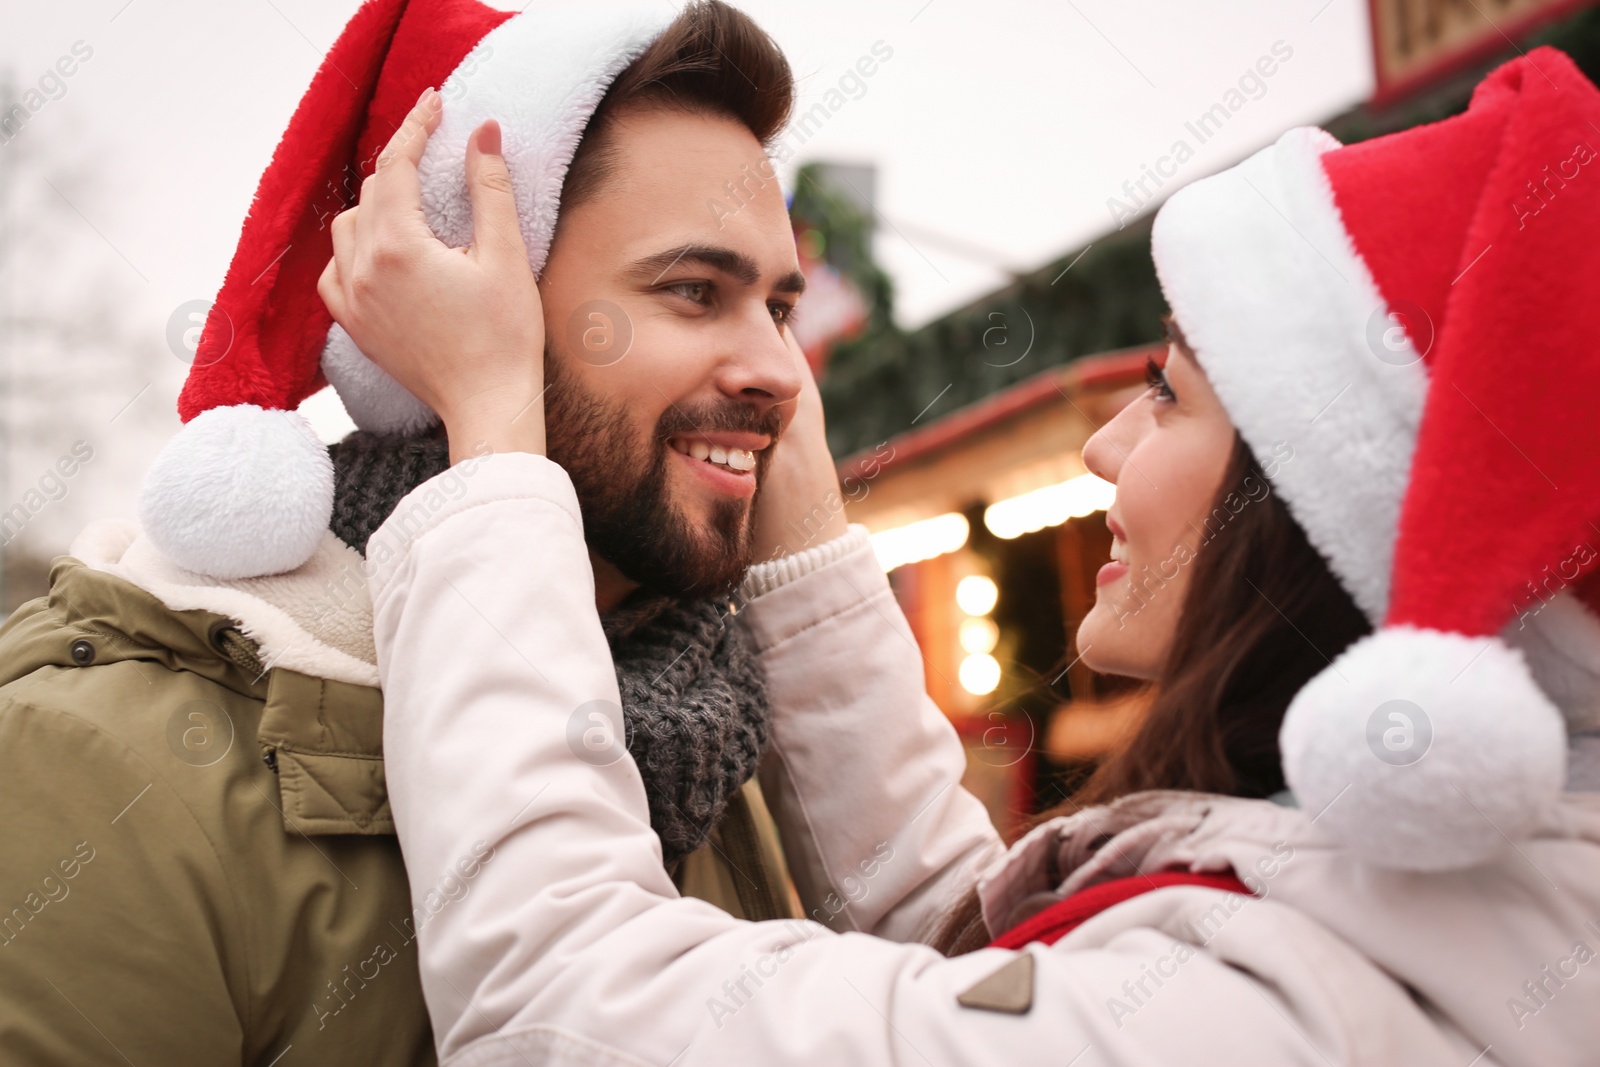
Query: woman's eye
1144 359 1176 403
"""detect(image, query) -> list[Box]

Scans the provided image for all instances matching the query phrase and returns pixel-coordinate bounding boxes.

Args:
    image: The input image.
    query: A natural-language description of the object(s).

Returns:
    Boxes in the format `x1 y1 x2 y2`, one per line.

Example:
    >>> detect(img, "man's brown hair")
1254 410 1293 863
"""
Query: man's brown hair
560 0 794 211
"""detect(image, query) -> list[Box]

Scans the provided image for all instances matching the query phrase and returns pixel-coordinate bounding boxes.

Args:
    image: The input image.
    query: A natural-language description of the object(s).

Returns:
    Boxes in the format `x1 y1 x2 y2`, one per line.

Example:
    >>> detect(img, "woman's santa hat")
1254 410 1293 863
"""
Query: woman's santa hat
1152 47 1600 870
138 0 673 579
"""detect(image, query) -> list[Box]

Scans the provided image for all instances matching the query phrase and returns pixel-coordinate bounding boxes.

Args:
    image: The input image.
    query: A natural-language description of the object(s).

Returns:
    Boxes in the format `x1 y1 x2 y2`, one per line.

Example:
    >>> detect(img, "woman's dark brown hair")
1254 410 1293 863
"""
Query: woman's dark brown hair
560 0 794 211
929 421 1372 955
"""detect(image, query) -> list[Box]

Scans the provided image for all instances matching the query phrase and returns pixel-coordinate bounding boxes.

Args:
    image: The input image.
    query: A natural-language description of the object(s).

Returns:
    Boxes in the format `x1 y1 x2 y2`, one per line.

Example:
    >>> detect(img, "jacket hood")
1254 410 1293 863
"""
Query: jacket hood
0 542 393 836
0 552 267 698
68 518 377 687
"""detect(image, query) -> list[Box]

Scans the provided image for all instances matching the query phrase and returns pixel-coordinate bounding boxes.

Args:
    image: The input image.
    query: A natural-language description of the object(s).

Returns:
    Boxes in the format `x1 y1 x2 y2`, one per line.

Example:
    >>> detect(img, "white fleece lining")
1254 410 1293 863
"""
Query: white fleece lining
319 4 674 433
71 519 379 688
1151 127 1430 625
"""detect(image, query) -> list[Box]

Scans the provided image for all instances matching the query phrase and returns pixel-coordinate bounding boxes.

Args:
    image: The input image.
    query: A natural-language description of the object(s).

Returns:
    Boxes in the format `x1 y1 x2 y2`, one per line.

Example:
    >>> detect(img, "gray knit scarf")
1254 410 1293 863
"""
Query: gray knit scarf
329 431 771 865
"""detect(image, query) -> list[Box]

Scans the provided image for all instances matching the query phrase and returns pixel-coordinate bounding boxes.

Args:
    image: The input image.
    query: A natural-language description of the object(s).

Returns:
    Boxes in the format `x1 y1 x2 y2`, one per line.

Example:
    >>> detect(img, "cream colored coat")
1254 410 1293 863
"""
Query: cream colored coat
371 454 1600 1067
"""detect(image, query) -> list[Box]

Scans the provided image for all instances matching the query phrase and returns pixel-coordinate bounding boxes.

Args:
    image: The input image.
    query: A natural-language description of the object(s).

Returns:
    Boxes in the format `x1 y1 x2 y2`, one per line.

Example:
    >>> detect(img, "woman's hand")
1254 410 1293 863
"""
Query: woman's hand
318 87 546 463
751 329 851 563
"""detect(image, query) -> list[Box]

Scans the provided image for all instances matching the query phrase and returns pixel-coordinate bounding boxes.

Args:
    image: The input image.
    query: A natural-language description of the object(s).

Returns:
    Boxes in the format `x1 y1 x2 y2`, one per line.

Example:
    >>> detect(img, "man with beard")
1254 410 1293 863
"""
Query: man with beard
540 322 786 605
0 1 836 1061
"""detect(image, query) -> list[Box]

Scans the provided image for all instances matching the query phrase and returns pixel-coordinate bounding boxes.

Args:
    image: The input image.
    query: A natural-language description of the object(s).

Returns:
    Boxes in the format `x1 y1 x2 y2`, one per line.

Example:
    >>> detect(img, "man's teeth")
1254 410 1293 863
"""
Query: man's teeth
670 437 757 472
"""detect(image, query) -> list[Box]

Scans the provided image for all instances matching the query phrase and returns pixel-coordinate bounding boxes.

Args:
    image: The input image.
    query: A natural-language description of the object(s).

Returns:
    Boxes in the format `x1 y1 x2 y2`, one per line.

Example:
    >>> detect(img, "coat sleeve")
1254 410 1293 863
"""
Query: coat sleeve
369 454 1385 1067
738 530 1007 942
0 695 245 1064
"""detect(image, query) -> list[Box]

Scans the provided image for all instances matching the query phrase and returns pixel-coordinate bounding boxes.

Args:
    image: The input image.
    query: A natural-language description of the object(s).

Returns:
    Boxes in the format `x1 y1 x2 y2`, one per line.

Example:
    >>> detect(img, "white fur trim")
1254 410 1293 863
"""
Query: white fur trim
1280 626 1567 870
418 4 672 274
317 5 671 433
138 405 334 580
320 324 438 435
72 519 378 687
1151 127 1430 625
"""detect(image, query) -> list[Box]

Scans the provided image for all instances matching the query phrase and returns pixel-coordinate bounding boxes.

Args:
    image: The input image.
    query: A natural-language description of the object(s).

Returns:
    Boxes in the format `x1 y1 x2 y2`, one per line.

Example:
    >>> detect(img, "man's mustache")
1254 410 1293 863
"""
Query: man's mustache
653 402 783 444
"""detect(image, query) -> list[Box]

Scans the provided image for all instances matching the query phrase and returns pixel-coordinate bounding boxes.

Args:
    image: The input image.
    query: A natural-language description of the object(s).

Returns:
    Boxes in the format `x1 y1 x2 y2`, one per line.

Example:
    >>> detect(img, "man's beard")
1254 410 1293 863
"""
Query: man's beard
544 351 780 601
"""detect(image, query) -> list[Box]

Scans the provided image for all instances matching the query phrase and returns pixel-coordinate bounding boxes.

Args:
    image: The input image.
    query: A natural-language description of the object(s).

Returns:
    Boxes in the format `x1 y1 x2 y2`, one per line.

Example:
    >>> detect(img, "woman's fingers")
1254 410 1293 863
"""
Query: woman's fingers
464 119 530 271
312 88 545 462
361 87 443 244
750 327 847 561
329 204 358 300
316 246 344 322
325 86 438 327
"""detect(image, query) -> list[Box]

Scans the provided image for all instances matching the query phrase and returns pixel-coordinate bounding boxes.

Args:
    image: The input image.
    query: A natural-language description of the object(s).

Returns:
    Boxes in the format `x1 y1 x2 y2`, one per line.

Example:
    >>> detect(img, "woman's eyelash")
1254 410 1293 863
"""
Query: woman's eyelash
1145 357 1175 402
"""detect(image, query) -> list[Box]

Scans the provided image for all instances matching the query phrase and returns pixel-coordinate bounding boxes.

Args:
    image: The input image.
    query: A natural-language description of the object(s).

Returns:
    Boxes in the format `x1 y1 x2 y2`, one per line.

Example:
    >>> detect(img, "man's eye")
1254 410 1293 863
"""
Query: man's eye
769 302 797 326
665 281 711 304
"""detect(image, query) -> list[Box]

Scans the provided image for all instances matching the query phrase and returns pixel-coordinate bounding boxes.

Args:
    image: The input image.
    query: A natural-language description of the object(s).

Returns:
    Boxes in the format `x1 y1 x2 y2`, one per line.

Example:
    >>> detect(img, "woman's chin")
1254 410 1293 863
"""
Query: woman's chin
1075 600 1160 680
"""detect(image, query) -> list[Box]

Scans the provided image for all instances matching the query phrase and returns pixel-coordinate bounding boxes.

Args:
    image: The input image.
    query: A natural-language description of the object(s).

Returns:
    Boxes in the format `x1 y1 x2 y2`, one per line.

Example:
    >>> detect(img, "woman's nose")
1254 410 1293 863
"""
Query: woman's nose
1082 395 1149 487
1082 422 1121 485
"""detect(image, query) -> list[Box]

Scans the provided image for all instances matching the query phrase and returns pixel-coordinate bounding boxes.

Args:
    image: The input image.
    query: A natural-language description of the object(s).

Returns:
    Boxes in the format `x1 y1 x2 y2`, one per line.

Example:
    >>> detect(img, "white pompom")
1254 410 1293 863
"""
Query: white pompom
320 324 438 436
139 404 334 579
1280 626 1567 870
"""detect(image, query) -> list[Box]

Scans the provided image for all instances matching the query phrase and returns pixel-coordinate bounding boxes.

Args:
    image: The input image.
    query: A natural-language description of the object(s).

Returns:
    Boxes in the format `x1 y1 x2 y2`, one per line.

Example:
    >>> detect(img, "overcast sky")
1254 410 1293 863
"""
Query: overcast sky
0 0 1373 548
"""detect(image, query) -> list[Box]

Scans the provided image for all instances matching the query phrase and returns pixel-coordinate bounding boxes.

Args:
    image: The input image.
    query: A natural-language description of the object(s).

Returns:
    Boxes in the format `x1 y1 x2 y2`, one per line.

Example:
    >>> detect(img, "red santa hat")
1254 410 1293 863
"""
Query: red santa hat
1151 47 1600 870
138 0 673 579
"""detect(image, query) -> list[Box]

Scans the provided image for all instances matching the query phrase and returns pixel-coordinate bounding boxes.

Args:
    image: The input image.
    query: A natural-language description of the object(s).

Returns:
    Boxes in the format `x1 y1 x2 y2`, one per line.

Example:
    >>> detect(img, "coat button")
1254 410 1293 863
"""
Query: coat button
69 639 95 666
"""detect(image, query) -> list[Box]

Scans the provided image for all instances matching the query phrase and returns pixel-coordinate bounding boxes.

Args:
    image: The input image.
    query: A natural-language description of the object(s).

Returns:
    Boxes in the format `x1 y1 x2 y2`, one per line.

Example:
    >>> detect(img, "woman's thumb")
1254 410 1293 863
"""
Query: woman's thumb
466 120 529 266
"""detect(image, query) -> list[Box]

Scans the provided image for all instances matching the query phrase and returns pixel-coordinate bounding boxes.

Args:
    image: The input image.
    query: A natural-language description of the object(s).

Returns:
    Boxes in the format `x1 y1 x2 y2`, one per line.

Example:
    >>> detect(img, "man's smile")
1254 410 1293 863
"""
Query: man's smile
665 432 770 498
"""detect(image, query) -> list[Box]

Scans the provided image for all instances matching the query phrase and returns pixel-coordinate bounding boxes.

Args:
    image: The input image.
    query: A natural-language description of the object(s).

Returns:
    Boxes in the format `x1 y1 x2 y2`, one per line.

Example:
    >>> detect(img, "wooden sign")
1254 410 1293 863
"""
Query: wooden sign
1368 0 1590 104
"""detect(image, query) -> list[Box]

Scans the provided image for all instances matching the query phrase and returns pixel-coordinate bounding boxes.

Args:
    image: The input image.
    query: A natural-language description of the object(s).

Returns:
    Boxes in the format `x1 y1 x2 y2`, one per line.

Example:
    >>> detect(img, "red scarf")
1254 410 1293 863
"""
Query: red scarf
988 871 1252 949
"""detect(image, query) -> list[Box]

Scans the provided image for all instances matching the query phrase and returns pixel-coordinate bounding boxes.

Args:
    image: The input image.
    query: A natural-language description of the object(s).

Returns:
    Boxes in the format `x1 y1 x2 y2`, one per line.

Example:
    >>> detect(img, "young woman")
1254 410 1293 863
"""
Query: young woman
330 46 1600 1067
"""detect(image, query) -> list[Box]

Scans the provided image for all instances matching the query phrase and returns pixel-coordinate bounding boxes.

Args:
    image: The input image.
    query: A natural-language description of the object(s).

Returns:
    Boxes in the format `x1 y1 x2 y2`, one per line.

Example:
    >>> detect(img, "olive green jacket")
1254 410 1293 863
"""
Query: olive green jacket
0 531 795 1065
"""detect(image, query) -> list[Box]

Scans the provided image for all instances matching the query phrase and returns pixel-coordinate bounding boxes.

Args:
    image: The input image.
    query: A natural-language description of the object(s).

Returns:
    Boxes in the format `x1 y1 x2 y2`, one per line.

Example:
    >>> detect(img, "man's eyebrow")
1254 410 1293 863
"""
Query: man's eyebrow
629 244 806 295
632 245 759 284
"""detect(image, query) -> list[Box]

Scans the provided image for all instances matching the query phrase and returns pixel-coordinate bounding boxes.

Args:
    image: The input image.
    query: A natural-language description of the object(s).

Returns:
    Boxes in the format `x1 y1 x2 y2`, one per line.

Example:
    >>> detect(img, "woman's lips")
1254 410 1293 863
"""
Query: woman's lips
1096 561 1130 586
1102 512 1130 586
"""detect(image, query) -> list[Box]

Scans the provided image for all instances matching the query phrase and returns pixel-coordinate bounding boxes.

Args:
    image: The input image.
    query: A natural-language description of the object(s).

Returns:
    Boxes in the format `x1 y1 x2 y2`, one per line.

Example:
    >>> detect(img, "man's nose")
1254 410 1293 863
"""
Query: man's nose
715 313 803 413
